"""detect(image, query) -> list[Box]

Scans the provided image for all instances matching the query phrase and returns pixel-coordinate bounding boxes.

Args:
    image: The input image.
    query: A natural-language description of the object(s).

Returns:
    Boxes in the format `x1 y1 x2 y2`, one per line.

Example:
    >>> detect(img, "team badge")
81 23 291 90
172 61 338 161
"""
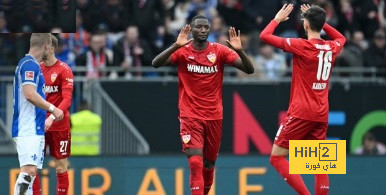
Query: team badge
51 73 58 82
207 53 216 63
25 71 34 80
182 134 191 144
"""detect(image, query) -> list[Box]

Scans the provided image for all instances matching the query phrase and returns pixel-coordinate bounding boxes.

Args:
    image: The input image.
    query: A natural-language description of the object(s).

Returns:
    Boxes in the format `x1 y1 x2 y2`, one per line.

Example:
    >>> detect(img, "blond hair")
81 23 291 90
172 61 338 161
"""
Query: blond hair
30 33 52 48
50 34 58 49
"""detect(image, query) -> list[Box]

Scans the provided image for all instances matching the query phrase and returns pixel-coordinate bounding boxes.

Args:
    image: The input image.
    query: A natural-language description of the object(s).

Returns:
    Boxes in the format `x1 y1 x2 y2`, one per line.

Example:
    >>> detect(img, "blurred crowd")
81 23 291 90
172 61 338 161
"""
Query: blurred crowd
0 0 386 79
0 0 75 32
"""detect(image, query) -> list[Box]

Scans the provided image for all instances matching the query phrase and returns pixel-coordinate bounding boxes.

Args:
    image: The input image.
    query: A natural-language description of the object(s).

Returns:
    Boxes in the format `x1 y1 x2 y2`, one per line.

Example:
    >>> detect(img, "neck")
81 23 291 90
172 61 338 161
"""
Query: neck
28 47 42 62
193 41 207 51
44 55 57 66
307 31 321 40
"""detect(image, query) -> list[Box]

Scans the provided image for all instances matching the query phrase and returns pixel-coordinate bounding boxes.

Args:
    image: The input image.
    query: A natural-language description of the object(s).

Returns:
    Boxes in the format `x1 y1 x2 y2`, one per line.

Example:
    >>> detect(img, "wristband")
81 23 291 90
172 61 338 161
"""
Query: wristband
49 114 56 120
49 104 55 113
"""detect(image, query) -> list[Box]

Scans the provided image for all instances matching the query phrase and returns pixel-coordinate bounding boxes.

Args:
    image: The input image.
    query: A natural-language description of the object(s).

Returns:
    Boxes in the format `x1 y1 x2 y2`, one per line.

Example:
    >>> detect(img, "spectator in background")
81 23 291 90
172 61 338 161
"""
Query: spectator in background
336 31 367 77
355 132 386 155
186 0 217 22
55 36 76 69
357 0 379 39
71 100 102 156
164 0 189 35
113 25 153 79
75 33 112 79
251 43 287 80
62 10 90 56
243 0 282 31
154 25 175 56
94 0 128 32
76 0 94 31
364 30 386 77
128 0 165 52
207 15 226 43
0 11 9 33
314 0 339 27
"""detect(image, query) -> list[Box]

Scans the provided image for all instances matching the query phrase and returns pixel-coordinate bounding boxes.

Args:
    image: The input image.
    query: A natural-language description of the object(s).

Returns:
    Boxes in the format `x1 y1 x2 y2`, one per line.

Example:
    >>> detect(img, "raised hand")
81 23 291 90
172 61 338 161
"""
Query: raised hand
176 25 193 47
226 27 243 51
301 4 311 14
274 4 294 23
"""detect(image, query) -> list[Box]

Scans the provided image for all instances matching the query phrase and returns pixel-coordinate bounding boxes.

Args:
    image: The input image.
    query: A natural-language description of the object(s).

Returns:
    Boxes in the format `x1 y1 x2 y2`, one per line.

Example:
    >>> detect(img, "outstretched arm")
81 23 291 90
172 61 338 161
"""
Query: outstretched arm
152 25 193 68
226 27 254 74
259 4 294 49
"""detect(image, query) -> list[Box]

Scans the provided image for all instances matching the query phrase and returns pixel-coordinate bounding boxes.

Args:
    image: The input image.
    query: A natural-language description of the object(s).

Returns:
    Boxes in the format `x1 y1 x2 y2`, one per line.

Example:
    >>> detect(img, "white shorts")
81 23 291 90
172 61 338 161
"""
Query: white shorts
13 135 45 169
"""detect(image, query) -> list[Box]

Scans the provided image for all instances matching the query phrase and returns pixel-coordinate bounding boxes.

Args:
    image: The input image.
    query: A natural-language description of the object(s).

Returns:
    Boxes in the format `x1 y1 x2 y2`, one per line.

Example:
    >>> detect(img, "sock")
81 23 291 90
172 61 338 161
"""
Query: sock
270 155 310 195
188 156 204 195
203 167 214 194
33 173 41 195
14 172 35 195
315 174 329 195
57 172 69 195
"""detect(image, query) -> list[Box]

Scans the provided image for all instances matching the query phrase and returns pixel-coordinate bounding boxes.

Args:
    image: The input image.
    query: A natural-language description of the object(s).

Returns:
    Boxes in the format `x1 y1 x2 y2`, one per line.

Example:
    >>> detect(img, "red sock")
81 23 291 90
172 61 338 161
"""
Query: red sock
270 155 310 195
57 172 69 195
33 173 41 195
203 167 214 194
188 156 204 195
315 174 329 195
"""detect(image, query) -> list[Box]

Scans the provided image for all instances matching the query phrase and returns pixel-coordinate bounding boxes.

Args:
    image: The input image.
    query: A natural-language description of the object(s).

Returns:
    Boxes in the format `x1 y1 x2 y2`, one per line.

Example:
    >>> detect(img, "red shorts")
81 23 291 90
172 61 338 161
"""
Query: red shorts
179 117 222 161
274 116 328 149
45 131 71 159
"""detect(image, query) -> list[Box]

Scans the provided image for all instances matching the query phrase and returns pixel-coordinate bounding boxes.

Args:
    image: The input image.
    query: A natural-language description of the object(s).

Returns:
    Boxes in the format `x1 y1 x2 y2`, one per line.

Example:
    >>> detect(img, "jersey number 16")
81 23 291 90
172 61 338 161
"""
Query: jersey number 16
316 51 332 81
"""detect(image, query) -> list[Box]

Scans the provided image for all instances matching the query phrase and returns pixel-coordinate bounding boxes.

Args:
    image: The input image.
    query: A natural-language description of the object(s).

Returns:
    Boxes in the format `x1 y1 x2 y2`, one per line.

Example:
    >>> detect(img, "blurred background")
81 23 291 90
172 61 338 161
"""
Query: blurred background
0 0 385 194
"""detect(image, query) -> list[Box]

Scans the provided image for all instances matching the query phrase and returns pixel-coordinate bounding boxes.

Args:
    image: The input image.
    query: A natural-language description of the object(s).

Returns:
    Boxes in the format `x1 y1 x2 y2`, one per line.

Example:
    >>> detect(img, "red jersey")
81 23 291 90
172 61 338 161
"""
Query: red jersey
40 60 74 131
260 21 346 122
170 42 239 120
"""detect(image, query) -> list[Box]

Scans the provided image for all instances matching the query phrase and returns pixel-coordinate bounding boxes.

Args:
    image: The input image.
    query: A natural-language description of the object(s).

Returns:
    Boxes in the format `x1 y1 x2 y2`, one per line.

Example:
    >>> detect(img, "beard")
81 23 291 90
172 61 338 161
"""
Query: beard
41 53 48 61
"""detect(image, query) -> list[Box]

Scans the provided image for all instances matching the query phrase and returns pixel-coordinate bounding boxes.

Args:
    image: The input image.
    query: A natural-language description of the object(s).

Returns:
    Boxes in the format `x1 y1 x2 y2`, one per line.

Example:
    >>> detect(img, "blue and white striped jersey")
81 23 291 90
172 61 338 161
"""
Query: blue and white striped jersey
12 54 46 137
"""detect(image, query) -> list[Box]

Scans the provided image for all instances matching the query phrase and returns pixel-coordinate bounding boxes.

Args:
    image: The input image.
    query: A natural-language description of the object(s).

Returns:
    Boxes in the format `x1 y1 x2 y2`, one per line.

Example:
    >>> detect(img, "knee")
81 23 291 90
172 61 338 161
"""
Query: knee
203 159 215 169
22 166 37 176
55 160 68 173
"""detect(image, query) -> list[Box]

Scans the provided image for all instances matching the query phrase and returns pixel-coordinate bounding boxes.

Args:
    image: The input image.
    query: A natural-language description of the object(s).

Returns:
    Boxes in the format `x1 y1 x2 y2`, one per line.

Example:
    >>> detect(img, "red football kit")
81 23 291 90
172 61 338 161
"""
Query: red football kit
170 42 239 160
41 60 73 158
260 20 346 149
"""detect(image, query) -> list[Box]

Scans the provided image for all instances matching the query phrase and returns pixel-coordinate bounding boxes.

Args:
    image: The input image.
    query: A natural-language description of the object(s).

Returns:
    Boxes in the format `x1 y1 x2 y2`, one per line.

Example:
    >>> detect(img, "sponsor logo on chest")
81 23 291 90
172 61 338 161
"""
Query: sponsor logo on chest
187 64 218 74
44 85 59 93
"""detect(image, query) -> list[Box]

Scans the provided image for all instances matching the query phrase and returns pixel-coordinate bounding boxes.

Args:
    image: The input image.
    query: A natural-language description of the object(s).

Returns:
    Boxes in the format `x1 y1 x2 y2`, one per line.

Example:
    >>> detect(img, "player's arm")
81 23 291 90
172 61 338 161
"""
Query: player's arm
57 68 74 113
322 23 346 46
152 25 193 68
23 85 63 121
21 62 64 121
226 27 254 74
259 4 294 49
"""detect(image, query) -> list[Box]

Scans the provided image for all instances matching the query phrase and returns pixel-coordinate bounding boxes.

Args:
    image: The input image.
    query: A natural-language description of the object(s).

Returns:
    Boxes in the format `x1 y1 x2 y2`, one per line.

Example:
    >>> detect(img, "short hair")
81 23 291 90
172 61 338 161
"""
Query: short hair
50 34 58 49
190 15 208 26
30 33 51 48
302 5 326 32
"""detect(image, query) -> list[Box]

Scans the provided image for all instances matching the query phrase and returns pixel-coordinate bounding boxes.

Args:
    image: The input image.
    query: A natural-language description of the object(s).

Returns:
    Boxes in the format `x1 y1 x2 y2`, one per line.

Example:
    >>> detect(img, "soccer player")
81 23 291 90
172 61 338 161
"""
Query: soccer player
152 15 254 195
259 4 346 195
12 33 64 195
35 34 74 195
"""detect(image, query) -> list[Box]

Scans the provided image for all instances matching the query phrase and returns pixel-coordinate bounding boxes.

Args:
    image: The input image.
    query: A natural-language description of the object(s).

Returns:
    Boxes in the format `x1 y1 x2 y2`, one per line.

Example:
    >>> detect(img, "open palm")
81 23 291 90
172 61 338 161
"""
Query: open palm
226 27 242 51
176 25 193 47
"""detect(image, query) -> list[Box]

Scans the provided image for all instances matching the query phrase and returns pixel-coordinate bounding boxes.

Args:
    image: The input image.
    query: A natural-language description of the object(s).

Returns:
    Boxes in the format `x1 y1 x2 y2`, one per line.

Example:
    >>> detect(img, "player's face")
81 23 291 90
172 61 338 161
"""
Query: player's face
191 19 210 43
41 42 52 61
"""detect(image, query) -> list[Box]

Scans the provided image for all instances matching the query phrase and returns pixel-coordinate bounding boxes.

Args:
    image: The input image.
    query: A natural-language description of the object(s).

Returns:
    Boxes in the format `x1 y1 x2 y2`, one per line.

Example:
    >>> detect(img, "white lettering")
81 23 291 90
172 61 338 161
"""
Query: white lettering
312 82 327 90
186 64 218 74
44 85 59 93
314 44 331 50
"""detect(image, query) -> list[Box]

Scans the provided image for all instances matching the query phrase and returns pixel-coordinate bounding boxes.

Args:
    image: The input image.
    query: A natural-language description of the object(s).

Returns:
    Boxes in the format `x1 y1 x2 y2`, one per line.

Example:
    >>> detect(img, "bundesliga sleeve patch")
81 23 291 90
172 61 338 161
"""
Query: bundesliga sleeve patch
25 71 34 81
